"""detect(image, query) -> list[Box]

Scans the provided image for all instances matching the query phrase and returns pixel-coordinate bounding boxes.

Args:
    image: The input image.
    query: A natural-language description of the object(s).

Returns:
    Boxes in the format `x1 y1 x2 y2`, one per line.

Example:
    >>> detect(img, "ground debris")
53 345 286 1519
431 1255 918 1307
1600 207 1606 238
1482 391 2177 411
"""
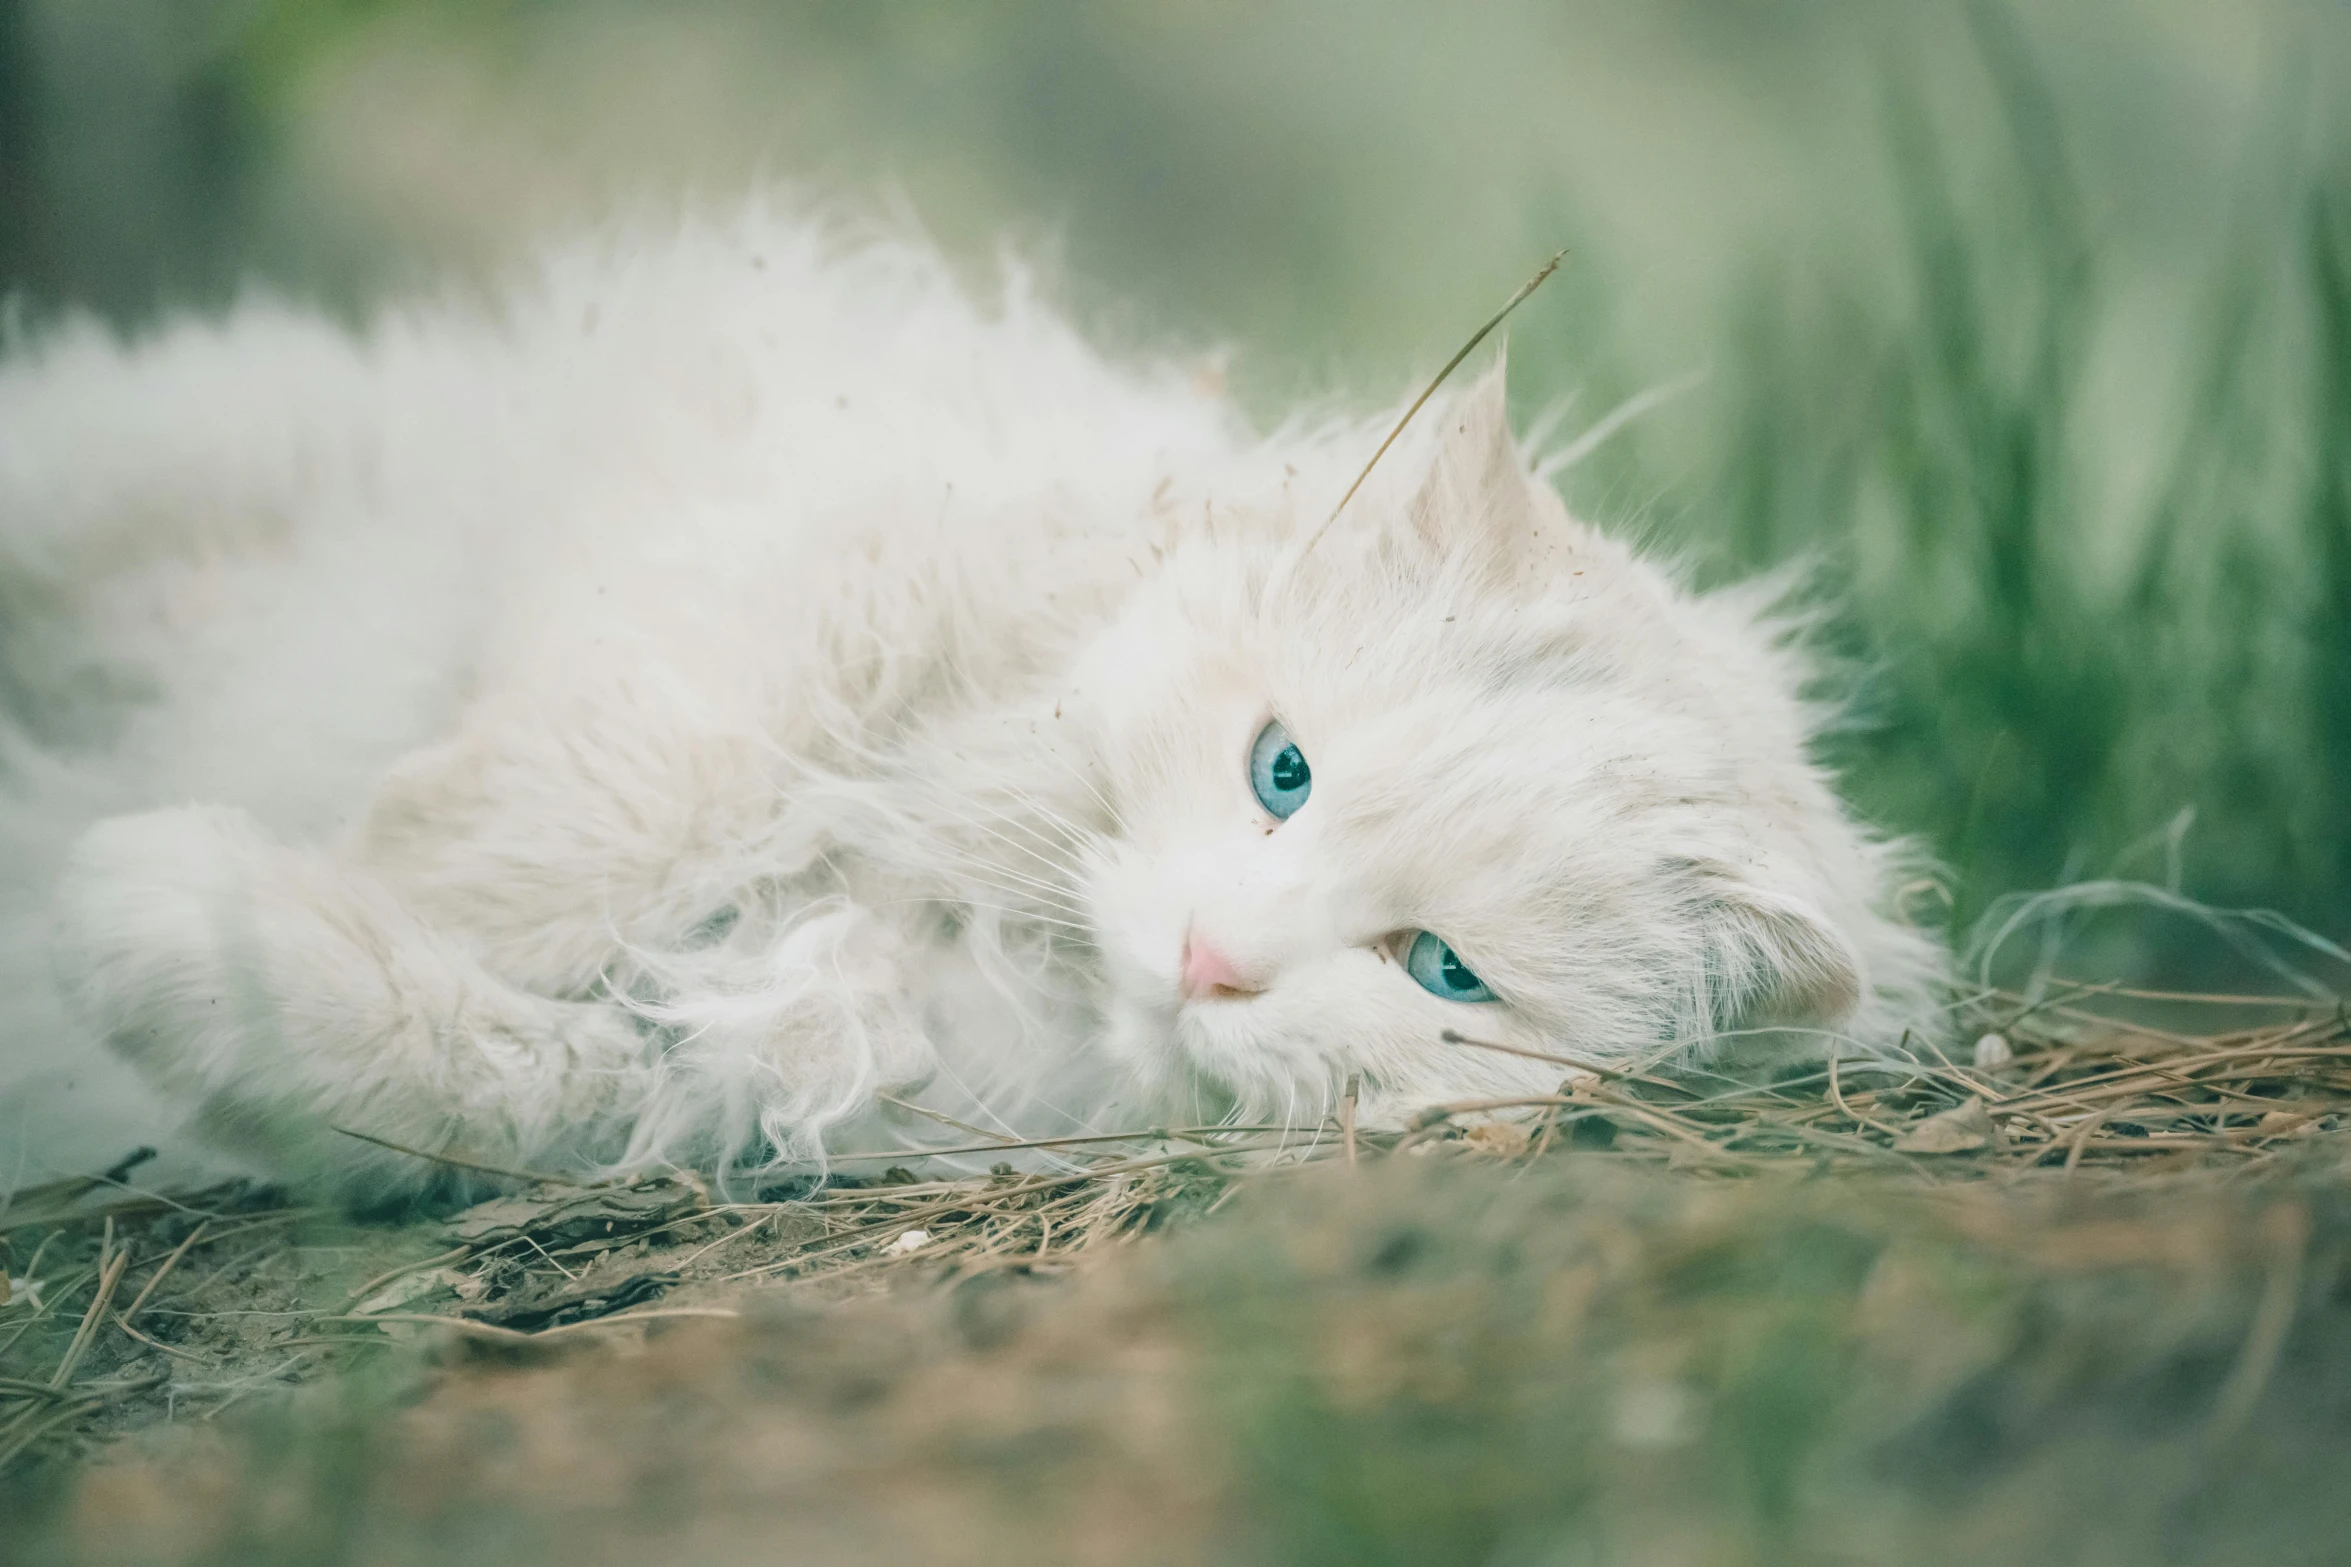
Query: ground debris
443 1177 706 1252
1896 1097 1995 1154
6 982 2350 1488
22 1152 2351 1566
465 1270 681 1332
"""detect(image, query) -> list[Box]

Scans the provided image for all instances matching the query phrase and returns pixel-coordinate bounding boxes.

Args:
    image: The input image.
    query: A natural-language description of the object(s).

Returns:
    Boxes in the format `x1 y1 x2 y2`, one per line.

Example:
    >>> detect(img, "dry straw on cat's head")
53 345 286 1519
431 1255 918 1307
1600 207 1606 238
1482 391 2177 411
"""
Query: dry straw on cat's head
1271 247 1568 590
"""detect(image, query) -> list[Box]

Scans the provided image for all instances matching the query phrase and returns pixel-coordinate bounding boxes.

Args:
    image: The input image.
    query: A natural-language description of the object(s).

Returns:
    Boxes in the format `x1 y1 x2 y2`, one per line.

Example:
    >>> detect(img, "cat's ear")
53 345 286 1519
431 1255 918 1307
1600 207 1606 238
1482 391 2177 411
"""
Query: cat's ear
1699 879 1864 1031
1405 355 1578 590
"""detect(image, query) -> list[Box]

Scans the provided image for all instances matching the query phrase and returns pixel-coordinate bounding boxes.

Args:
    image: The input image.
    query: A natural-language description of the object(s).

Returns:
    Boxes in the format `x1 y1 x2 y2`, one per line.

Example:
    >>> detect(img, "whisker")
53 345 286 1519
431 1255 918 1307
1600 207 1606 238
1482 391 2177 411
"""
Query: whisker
927 876 1093 933
912 791 1093 881
874 880 1097 941
948 903 1099 940
924 851 1088 914
1031 743 1124 831
990 772 1115 851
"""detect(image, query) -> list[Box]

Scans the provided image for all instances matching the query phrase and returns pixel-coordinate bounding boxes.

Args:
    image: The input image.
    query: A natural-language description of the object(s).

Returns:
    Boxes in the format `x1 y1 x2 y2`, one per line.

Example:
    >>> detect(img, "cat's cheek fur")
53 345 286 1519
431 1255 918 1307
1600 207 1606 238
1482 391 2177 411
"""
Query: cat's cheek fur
1084 846 1191 1020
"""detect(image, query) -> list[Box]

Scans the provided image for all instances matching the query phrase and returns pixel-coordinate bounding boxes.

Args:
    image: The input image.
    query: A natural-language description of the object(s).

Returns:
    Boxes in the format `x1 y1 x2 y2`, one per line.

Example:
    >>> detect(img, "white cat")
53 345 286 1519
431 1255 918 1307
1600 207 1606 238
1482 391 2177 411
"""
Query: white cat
0 203 1943 1199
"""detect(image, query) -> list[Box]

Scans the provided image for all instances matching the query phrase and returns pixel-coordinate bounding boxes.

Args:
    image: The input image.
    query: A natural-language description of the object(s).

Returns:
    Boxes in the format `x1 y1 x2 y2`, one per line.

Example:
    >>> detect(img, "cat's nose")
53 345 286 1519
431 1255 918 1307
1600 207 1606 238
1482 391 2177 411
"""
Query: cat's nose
1179 930 1262 1000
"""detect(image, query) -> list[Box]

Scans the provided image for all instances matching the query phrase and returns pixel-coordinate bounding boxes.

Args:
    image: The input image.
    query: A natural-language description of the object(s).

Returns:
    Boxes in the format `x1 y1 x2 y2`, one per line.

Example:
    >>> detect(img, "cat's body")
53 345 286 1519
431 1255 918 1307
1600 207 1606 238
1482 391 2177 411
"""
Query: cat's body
0 205 1942 1198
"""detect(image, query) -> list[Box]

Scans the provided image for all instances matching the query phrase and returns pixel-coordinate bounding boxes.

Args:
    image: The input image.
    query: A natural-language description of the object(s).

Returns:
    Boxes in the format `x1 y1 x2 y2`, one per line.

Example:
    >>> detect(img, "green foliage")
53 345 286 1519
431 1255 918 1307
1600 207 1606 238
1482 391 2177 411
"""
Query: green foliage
1678 18 2351 944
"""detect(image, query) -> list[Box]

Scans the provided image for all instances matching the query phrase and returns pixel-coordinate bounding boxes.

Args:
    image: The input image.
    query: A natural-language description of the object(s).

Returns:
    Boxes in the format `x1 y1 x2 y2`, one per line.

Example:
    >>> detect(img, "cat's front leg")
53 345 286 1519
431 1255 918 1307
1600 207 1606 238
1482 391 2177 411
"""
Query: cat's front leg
52 806 653 1199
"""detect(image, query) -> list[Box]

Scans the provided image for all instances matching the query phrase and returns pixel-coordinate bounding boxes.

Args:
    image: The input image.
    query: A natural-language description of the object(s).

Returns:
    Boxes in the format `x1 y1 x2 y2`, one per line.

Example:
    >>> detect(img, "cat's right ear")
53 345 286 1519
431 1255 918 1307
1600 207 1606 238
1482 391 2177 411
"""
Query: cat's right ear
1403 357 1586 593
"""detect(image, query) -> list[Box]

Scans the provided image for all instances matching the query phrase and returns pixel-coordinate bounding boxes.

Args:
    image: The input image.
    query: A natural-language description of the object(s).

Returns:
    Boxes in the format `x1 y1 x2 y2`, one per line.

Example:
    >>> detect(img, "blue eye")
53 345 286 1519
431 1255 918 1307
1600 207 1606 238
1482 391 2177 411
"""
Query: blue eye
1403 930 1497 1003
1247 720 1311 820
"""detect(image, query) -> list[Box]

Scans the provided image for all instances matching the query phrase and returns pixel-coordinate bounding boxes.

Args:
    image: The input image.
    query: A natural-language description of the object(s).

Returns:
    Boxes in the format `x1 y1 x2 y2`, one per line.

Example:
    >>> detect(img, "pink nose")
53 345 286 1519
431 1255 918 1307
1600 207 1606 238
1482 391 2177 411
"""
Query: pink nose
1179 931 1259 1000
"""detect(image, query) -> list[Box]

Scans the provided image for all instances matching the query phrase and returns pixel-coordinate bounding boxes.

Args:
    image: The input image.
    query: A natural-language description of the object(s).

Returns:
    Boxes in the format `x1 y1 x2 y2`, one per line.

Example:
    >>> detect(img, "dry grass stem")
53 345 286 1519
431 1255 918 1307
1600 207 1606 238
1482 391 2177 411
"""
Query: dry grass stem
4 983 2346 1477
331 1126 589 1187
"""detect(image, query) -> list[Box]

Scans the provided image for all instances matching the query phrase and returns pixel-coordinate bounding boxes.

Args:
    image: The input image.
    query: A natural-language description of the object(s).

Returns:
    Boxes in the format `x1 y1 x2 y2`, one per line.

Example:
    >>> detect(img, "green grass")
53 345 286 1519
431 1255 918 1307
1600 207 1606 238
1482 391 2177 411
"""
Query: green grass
1676 14 2351 951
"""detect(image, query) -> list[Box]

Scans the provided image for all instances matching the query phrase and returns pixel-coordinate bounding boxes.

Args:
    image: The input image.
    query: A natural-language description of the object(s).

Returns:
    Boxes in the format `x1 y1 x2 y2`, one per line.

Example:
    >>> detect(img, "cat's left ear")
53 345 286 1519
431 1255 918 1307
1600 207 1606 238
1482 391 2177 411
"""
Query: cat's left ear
1406 354 1582 590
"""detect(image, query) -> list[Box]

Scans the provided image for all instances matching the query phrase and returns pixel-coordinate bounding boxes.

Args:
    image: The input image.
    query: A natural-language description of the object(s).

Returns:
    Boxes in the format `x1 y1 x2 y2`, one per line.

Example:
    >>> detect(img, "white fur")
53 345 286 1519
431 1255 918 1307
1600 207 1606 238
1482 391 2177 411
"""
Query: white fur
0 201 1943 1199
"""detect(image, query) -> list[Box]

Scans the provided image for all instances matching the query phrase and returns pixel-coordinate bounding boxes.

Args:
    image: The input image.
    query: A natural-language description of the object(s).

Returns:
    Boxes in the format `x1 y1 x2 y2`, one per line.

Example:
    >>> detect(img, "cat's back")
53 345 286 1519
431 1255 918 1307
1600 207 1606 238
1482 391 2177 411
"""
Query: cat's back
2 204 1236 591
0 205 1250 809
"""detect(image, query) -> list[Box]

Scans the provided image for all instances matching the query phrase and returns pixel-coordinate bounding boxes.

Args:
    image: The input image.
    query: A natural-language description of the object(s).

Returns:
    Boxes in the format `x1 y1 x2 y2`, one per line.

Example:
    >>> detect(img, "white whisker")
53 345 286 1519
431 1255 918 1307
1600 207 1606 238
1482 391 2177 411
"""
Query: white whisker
924 850 1088 913
909 790 1093 881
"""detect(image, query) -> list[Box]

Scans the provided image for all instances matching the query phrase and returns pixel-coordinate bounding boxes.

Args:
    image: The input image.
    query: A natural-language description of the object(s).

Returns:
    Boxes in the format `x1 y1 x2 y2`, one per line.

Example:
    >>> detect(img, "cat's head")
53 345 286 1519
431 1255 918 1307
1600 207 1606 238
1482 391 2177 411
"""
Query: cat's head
1073 363 1937 1132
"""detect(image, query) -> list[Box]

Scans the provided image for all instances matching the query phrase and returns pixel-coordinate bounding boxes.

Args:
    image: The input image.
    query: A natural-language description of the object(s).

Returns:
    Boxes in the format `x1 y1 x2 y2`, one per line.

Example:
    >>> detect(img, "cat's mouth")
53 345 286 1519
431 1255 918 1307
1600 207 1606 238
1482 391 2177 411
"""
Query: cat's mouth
1165 991 1283 1082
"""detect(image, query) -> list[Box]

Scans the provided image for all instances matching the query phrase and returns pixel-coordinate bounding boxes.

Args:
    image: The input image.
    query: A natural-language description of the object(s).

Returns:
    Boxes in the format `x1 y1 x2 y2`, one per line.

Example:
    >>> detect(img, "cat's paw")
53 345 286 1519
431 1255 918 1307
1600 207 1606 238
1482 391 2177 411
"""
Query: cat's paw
51 805 286 1098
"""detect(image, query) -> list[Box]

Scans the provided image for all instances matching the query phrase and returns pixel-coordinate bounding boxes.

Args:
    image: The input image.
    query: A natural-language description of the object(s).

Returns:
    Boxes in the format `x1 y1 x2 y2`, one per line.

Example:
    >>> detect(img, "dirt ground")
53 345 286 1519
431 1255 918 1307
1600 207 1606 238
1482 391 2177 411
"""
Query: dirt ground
9 1001 2351 1565
5 1150 2351 1567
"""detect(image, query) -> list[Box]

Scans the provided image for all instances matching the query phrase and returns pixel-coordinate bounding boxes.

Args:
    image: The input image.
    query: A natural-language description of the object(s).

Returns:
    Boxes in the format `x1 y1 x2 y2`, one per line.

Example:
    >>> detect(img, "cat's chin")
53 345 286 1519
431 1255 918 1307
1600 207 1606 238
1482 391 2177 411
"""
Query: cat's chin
1095 983 1333 1129
1097 990 1243 1109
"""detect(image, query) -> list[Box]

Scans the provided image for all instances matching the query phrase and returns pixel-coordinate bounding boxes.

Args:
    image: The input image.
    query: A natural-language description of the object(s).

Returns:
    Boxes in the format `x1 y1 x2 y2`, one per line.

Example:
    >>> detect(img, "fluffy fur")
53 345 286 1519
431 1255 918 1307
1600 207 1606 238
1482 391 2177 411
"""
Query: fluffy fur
0 204 1943 1199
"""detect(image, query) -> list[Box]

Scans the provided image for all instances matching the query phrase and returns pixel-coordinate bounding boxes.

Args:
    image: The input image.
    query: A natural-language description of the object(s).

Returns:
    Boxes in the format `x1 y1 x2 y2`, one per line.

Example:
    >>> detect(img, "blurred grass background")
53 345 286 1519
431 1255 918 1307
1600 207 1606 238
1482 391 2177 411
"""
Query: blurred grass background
3 0 2347 965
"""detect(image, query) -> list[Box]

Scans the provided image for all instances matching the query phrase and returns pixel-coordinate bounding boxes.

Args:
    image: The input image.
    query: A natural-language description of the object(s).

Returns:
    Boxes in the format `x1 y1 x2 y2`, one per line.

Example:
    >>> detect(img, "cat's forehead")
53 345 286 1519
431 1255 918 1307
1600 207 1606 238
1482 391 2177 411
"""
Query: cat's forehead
1313 681 1689 839
1271 595 1702 797
1272 609 1764 894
